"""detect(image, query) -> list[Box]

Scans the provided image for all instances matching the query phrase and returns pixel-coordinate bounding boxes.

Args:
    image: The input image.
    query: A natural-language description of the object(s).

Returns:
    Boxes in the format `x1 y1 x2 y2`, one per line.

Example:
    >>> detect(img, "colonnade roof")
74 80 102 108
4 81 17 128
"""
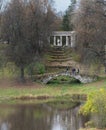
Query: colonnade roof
52 31 75 36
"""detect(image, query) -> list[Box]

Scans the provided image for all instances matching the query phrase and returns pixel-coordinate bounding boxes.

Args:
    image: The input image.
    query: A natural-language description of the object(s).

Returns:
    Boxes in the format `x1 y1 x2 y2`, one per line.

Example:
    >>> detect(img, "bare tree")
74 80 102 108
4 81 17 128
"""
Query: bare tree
73 0 106 70
2 0 32 81
1 0 56 81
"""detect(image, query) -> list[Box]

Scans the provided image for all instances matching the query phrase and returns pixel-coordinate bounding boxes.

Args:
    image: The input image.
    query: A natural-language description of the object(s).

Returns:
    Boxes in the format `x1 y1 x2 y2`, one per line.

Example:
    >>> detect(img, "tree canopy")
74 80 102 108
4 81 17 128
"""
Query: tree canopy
62 0 76 31
73 0 106 67
1 0 56 81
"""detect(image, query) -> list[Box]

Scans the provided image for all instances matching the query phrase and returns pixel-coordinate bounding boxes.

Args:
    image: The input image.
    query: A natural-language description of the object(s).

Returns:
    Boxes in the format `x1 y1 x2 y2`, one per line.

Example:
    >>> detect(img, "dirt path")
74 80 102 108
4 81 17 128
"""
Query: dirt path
0 78 43 88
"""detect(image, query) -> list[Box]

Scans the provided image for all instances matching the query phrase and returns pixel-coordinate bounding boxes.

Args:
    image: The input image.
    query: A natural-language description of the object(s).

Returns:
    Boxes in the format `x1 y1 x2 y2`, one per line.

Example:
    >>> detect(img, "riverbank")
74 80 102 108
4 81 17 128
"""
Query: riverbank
0 78 106 130
0 77 106 103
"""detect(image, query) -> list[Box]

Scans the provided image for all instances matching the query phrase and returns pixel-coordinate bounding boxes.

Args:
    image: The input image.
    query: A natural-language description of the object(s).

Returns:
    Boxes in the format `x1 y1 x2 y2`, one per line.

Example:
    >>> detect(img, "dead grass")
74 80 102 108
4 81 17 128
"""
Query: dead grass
0 78 43 88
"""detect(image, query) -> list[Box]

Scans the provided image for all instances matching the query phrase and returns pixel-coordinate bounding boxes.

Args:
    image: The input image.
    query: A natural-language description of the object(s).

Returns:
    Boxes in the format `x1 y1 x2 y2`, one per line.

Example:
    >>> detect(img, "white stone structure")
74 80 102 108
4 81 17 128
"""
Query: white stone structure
50 31 76 47
42 72 97 84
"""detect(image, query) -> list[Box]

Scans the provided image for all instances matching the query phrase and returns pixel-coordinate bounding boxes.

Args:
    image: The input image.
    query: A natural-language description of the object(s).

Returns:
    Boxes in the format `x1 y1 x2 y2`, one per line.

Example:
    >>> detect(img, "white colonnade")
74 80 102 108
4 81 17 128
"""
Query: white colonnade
51 31 76 48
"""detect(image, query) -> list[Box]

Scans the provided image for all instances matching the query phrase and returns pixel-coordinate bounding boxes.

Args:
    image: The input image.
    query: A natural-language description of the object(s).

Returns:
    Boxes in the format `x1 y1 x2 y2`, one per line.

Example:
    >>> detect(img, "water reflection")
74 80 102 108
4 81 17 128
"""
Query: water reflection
0 103 86 130
51 106 86 130
1 122 9 130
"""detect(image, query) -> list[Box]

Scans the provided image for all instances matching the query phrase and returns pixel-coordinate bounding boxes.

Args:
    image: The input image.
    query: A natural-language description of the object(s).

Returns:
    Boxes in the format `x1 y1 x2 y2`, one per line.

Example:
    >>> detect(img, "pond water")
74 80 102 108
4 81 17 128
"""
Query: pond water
0 103 87 130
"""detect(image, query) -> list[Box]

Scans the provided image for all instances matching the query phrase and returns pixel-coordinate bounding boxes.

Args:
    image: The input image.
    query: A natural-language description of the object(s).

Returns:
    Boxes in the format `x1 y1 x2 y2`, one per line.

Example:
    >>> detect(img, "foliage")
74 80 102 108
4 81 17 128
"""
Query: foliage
73 0 106 68
0 45 19 78
35 63 46 74
0 62 19 78
62 0 76 31
26 62 46 76
62 11 70 31
47 75 80 84
1 0 55 81
80 89 106 128
0 44 7 69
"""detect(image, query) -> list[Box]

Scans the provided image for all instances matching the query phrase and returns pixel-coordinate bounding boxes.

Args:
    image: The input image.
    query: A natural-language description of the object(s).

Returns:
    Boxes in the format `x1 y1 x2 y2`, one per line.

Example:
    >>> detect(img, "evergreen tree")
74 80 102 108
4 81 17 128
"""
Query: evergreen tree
62 0 76 31
62 11 70 31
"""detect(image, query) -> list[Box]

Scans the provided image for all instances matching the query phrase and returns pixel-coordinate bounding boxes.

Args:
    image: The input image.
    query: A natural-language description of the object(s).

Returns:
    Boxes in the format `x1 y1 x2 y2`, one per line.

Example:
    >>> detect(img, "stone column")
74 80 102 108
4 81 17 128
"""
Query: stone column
66 36 69 46
60 36 62 46
48 36 50 44
53 36 56 46
71 33 76 48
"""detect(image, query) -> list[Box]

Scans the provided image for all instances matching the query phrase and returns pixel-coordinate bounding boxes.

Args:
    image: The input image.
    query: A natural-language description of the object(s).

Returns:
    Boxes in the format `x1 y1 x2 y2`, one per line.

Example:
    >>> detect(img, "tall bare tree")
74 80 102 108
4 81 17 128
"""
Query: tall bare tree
73 0 106 69
1 0 56 81
2 0 32 81
25 0 55 53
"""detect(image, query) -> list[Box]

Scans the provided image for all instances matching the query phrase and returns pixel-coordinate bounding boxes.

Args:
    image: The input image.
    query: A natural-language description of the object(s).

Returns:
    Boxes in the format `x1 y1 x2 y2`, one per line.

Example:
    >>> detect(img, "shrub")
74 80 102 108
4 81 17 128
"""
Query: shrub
79 89 106 128
34 63 45 74
27 62 46 76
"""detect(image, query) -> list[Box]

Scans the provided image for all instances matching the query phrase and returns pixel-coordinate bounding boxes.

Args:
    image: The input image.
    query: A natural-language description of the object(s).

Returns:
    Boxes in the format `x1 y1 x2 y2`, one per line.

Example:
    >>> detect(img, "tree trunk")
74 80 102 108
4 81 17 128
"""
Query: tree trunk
20 66 25 82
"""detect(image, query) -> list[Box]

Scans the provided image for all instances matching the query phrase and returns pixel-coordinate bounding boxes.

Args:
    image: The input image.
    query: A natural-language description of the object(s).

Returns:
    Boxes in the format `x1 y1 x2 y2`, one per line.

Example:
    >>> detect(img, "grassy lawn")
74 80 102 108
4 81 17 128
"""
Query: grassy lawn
0 77 106 130
0 77 106 102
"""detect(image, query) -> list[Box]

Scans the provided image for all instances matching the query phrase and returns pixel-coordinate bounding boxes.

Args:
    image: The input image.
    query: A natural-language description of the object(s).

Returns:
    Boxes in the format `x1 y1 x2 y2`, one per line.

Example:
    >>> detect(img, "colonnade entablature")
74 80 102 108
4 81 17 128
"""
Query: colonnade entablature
50 31 76 48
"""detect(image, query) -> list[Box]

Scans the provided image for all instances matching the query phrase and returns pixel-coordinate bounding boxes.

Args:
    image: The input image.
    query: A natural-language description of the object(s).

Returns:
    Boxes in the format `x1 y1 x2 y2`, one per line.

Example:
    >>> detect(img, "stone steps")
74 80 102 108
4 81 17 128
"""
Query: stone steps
45 47 73 65
49 51 71 56
48 50 65 54
48 58 72 62
50 55 71 59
